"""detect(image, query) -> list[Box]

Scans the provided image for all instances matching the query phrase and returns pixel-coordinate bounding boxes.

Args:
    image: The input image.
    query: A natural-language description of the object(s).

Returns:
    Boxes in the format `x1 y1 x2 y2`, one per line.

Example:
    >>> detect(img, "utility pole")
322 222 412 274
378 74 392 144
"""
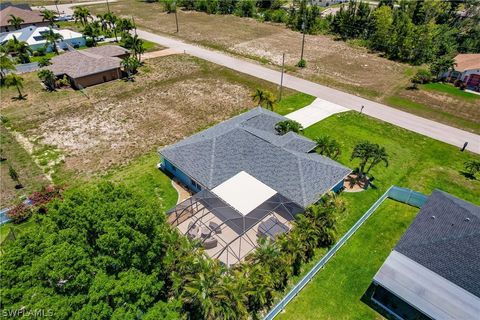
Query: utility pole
106 0 111 13
174 1 179 33
300 16 306 62
54 0 60 15
279 53 285 101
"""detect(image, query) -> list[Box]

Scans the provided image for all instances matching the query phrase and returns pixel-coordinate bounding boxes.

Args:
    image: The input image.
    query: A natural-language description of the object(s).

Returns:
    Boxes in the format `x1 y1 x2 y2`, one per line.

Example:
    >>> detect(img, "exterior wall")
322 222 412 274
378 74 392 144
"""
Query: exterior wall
160 158 202 193
72 68 121 89
460 69 480 91
331 179 345 193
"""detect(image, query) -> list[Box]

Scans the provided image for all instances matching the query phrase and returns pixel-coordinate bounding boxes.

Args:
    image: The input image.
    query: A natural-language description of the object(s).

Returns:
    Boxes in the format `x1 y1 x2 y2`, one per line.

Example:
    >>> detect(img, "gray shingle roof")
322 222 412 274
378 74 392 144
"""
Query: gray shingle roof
83 45 129 58
47 49 121 79
160 107 351 208
395 190 480 297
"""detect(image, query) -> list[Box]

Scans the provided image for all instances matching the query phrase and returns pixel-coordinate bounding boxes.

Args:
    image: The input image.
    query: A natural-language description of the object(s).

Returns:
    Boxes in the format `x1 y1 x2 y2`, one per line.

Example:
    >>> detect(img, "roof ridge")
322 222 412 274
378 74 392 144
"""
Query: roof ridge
296 157 308 207
208 136 217 187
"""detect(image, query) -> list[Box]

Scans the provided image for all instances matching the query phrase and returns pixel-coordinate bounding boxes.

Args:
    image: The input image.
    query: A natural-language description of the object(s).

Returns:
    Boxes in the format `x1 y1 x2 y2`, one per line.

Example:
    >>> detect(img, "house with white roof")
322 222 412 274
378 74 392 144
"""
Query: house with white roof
0 26 85 53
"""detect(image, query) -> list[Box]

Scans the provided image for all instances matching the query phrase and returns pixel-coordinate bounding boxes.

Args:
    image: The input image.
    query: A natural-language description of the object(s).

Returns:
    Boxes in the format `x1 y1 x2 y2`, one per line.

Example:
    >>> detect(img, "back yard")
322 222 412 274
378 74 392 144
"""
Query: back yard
89 0 480 133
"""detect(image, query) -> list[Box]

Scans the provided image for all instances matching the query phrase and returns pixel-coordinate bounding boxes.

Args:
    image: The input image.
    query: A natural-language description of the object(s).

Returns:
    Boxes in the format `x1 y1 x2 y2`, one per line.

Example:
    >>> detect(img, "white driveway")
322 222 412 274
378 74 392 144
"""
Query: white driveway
32 1 116 15
285 98 349 128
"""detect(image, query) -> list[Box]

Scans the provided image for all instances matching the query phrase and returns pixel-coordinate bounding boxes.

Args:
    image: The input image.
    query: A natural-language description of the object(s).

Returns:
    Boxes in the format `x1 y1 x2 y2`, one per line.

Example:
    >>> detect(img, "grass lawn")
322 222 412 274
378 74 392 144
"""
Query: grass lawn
384 96 480 134
275 92 316 116
277 199 419 320
273 111 479 319
422 82 480 101
29 52 56 63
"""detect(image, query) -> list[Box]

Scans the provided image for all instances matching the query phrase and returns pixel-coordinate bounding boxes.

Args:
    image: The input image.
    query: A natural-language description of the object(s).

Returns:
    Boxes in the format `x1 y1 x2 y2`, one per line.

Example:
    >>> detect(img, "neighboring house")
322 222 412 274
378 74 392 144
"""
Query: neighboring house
46 45 129 89
0 26 85 52
443 53 480 92
0 5 48 33
367 190 480 320
160 107 351 265
312 0 347 7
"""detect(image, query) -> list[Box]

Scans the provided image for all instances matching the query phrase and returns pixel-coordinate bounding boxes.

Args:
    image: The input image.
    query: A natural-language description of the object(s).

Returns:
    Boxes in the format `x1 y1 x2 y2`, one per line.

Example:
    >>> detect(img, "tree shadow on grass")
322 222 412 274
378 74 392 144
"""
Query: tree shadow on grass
459 171 477 180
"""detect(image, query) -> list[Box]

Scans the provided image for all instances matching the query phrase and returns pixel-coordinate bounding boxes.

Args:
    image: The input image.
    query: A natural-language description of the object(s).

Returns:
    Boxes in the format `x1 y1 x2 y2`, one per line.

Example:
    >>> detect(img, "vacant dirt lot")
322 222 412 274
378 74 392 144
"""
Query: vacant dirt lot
0 54 284 180
90 0 479 133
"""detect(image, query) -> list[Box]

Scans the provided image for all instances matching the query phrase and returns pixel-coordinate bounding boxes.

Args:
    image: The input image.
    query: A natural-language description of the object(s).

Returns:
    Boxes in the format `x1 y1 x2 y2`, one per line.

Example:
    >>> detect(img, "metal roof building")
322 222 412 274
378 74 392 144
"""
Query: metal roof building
369 190 480 320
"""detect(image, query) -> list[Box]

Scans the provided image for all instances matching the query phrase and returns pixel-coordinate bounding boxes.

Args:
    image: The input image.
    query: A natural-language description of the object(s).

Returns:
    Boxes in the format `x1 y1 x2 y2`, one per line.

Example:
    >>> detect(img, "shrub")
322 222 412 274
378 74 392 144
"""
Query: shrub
263 9 288 23
34 47 47 56
235 0 256 17
85 37 95 47
297 58 306 68
37 57 51 67
7 203 32 224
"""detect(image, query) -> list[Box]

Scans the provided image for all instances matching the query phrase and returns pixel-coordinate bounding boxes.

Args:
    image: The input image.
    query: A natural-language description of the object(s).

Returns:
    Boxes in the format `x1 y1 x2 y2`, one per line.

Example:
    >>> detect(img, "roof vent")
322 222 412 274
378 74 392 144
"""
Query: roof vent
431 215 436 219
465 217 471 222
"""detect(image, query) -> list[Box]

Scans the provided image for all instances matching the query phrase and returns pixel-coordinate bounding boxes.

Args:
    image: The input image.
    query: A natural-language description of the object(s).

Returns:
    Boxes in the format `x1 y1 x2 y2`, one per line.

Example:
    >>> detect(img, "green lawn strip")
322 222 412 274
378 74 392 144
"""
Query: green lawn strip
29 52 56 63
277 199 418 320
422 82 480 101
275 92 316 115
383 96 480 135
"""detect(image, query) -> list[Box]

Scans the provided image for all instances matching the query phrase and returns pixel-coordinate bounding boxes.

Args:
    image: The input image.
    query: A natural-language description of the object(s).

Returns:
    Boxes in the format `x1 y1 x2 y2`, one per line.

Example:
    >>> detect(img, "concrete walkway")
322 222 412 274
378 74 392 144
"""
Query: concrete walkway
286 98 349 128
134 29 480 154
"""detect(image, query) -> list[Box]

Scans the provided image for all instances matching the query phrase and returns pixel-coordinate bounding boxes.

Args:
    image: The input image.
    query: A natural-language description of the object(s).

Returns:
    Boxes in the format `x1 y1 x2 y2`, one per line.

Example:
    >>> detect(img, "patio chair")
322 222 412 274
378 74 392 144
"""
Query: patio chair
187 225 199 239
209 221 222 234
203 237 218 249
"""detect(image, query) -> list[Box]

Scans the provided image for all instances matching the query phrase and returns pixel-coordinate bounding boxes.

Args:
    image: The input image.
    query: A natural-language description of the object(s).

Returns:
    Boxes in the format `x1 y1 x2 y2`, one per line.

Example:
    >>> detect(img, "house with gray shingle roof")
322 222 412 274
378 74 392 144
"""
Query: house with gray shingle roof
160 107 350 208
160 107 351 265
45 45 129 89
367 190 480 320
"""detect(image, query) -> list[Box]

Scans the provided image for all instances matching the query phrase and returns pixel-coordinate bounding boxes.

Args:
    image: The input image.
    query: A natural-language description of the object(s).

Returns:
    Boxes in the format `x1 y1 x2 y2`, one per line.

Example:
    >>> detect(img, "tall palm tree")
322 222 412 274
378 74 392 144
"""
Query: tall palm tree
121 56 141 80
350 141 388 178
4 74 25 99
0 47 15 83
6 37 32 64
41 9 57 26
43 28 63 54
73 6 91 26
104 12 118 41
82 21 101 46
7 15 24 30
130 34 145 62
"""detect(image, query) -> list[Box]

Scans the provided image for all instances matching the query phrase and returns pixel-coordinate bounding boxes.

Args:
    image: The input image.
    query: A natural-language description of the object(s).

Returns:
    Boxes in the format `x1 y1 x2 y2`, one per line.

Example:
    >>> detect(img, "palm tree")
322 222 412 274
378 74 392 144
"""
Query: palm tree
4 74 25 99
121 56 141 80
73 6 91 26
41 9 57 26
244 264 275 318
82 21 101 46
7 15 24 30
38 69 56 91
274 119 303 135
43 28 63 54
0 47 15 83
251 88 275 110
315 135 341 159
130 34 145 62
6 37 32 64
350 141 389 178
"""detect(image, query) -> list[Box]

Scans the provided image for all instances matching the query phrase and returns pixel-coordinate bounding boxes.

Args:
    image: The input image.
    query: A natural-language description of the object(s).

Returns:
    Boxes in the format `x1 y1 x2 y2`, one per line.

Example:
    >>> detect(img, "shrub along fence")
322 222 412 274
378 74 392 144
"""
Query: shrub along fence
264 186 428 320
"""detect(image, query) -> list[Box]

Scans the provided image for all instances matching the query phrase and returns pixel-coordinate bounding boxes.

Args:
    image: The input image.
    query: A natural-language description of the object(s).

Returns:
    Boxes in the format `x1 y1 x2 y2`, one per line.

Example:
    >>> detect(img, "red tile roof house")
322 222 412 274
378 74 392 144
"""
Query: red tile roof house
0 5 49 33
443 54 480 92
46 45 130 89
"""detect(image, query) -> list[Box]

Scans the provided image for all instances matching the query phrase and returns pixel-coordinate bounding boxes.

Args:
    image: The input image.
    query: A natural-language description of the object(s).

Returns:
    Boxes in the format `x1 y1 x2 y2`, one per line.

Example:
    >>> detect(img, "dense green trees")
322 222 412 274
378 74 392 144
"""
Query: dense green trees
351 141 389 178
275 119 303 134
1 181 343 318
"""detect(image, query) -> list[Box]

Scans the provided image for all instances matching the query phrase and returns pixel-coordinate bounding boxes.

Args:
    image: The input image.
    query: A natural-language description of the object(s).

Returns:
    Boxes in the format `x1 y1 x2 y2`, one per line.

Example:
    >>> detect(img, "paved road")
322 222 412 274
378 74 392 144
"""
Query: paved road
136 29 480 154
286 98 349 128
32 0 116 15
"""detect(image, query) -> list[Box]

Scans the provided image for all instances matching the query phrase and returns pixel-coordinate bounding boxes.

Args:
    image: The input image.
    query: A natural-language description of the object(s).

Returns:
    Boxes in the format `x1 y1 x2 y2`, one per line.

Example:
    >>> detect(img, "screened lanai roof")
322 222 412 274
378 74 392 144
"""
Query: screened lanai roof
167 180 303 265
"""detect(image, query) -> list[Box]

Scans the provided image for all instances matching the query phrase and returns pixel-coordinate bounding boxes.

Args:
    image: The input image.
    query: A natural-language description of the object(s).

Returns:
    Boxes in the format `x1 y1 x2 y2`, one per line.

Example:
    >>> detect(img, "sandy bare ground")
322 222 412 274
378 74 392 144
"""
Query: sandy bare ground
0 54 269 178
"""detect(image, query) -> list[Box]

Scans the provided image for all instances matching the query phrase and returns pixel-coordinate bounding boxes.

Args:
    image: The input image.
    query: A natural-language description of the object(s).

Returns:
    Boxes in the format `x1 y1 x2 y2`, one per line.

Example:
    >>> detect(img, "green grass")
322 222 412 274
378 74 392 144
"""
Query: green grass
278 200 418 320
384 96 480 134
275 92 316 115
29 52 56 63
103 151 178 211
275 111 480 319
422 82 480 101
